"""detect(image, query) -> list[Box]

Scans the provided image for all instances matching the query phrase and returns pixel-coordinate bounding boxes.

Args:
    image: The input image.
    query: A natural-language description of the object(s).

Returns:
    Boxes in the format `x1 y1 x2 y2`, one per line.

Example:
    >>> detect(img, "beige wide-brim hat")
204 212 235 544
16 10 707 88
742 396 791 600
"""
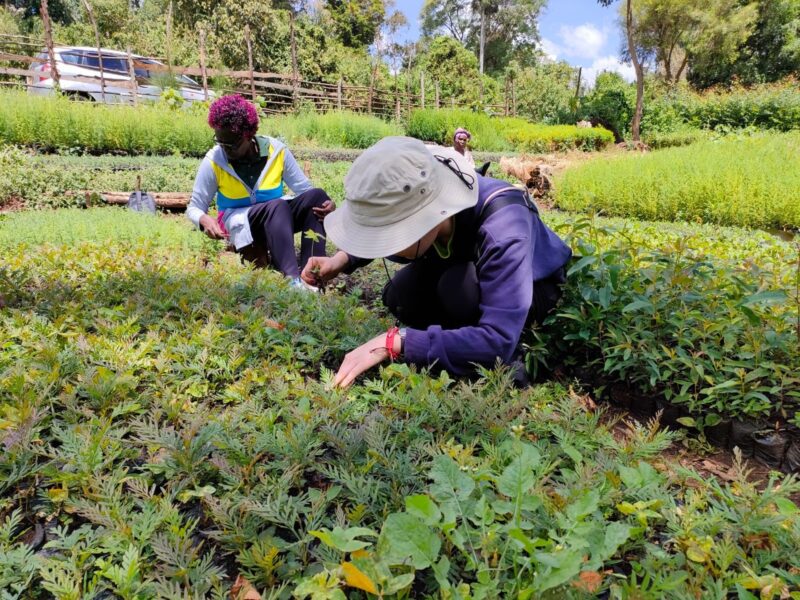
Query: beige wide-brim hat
324 136 480 259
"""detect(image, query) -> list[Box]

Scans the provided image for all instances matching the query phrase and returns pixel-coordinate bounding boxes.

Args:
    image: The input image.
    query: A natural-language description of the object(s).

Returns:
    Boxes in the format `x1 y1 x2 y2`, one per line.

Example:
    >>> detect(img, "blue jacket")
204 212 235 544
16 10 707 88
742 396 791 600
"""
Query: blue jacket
399 176 572 374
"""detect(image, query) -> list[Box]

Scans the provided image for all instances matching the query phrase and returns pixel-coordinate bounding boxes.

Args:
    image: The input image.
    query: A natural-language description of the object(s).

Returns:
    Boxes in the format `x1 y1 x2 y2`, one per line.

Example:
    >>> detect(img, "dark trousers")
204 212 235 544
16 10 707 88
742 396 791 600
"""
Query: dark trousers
382 260 566 330
243 188 329 278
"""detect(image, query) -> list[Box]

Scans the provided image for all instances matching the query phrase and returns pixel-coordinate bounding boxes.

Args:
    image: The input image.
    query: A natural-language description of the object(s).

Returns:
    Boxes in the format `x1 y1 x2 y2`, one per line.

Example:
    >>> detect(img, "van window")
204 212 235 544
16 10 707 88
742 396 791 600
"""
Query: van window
60 52 82 65
79 52 128 73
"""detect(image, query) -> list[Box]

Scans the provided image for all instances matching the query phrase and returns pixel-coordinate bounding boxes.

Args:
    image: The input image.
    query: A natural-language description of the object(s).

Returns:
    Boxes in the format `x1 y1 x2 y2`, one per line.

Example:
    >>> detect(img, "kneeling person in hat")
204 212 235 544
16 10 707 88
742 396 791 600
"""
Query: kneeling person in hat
301 136 572 388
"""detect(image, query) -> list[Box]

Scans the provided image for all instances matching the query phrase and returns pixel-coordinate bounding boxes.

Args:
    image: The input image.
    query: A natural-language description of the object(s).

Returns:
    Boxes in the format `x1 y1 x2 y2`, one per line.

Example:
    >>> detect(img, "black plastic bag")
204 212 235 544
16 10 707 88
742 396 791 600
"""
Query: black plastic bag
753 430 789 469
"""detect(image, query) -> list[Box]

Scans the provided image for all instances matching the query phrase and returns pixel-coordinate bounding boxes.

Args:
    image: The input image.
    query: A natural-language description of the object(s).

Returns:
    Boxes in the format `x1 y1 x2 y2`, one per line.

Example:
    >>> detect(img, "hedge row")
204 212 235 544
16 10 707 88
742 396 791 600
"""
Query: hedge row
0 90 402 155
555 132 800 230
408 108 614 152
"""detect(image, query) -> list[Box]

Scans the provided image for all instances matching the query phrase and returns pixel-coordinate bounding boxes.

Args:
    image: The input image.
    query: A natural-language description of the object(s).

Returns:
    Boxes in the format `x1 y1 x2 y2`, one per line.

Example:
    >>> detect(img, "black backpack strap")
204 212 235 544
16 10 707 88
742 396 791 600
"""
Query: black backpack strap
479 185 539 221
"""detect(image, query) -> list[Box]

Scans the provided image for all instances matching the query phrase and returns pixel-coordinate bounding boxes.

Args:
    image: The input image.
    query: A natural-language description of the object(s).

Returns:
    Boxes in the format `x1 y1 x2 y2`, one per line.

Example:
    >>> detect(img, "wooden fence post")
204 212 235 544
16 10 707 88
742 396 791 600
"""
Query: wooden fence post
420 72 425 109
289 10 299 108
40 0 59 91
165 0 173 75
244 24 256 102
126 46 138 105
198 28 209 101
367 64 375 114
82 0 105 103
337 79 342 111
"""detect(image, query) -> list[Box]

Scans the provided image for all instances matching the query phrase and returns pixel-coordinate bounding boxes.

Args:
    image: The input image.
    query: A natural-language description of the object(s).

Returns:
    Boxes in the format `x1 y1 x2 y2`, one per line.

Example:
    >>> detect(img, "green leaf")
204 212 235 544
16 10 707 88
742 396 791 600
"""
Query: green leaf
429 455 475 507
622 299 653 313
775 497 799 515
378 513 441 569
309 526 377 553
567 254 597 276
533 549 583 592
676 416 696 428
600 521 632 560
741 290 786 306
405 495 441 526
497 444 540 499
566 489 600 521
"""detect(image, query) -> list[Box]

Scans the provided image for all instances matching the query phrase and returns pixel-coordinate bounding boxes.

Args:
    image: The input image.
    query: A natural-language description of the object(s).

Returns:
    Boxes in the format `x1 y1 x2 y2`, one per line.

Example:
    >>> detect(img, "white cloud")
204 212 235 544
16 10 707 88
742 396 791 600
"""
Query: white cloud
558 23 606 60
582 55 636 87
540 38 560 61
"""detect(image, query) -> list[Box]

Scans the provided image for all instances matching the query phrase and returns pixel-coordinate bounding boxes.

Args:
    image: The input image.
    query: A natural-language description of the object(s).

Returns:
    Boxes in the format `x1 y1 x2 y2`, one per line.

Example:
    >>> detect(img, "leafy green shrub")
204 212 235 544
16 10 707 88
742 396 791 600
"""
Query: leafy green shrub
532 213 800 423
265 110 403 149
644 80 800 134
408 109 614 152
0 148 352 209
555 132 800 229
579 71 636 142
1 208 799 596
641 126 713 149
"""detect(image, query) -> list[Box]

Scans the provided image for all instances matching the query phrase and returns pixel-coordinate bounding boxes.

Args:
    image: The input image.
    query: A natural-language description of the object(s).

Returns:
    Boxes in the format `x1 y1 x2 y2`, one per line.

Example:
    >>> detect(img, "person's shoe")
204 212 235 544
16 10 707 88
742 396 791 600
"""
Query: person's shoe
290 277 320 293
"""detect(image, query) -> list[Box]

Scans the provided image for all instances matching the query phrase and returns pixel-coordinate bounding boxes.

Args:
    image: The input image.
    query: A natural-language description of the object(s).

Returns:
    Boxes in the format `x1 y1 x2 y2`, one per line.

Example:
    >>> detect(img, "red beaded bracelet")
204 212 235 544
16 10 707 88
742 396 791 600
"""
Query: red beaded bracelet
385 326 400 361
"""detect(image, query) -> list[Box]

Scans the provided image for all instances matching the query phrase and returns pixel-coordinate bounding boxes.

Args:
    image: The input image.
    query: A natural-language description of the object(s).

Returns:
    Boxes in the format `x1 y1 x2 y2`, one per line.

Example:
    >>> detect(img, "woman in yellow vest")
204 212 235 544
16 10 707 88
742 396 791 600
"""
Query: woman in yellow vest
186 95 334 290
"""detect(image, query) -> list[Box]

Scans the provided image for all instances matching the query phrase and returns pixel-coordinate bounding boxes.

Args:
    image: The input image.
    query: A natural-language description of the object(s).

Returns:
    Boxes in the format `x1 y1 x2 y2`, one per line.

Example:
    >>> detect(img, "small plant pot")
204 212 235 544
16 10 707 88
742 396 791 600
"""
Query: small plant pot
782 438 800 474
705 419 732 449
630 395 658 422
752 430 789 469
730 420 759 458
654 399 683 430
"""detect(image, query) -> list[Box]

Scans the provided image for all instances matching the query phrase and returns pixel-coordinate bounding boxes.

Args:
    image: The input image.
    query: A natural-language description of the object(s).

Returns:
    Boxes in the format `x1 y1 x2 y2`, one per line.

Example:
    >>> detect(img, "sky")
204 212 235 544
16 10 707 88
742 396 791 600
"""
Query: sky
394 0 635 86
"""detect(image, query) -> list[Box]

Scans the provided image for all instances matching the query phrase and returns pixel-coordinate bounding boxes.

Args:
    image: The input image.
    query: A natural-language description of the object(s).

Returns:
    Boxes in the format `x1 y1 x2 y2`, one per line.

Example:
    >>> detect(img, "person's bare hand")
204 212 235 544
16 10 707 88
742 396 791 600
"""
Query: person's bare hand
199 214 228 240
312 199 336 221
301 251 349 287
334 333 390 388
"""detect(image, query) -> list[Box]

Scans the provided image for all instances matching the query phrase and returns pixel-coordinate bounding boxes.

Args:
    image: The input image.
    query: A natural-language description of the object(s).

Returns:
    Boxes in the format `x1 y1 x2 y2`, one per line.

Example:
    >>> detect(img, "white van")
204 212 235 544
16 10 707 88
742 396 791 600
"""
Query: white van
28 46 212 104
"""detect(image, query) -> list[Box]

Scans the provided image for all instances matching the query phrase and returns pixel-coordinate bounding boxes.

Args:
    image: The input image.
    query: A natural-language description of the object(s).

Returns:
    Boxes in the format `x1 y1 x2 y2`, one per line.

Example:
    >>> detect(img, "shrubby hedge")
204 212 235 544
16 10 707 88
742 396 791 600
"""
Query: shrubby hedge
555 132 800 229
535 213 799 434
0 208 798 597
408 108 614 152
645 81 800 133
0 147 352 209
0 90 403 155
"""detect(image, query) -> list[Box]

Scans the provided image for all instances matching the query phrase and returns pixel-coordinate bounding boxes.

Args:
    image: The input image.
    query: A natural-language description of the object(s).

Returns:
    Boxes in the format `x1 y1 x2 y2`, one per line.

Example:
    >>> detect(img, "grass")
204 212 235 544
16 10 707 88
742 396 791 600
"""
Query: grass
408 108 614 152
1 208 799 597
555 132 800 230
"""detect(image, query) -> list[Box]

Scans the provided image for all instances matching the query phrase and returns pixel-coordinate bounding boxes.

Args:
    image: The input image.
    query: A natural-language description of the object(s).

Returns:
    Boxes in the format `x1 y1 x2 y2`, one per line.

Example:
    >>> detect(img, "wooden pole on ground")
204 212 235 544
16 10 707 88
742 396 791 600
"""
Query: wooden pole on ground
40 0 59 91
82 0 105 103
198 28 208 101
244 25 256 102
126 46 137 105
337 79 342 110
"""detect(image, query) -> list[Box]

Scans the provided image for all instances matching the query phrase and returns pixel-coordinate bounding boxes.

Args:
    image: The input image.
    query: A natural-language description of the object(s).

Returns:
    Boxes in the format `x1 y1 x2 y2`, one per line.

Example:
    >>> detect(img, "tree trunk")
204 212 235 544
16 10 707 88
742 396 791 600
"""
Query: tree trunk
479 6 485 75
625 0 644 142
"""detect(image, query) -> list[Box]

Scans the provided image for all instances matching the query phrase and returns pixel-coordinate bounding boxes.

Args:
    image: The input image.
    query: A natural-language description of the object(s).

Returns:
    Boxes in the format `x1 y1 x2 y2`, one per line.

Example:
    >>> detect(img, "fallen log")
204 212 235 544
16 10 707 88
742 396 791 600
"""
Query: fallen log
98 191 190 209
498 157 554 200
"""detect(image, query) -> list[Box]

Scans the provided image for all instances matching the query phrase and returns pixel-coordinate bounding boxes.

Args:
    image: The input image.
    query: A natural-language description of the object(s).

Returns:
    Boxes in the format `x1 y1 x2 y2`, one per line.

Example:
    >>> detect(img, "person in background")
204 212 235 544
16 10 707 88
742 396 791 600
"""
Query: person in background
301 136 572 388
186 94 334 290
452 127 475 167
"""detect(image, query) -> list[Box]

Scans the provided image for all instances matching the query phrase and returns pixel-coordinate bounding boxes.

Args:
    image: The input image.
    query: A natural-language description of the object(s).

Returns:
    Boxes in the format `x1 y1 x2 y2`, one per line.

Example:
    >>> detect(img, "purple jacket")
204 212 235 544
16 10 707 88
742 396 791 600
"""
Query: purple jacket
352 176 572 375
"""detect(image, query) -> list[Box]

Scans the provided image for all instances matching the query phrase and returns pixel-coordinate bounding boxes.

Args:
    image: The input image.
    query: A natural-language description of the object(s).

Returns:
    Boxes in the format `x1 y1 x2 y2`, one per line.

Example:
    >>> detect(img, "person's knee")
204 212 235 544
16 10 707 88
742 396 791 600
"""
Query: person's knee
302 187 331 208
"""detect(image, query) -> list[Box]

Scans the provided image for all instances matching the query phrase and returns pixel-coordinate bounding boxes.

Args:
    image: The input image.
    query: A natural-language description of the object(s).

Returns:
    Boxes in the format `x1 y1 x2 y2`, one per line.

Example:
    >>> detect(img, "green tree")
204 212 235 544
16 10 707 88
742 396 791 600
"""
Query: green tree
421 0 545 75
690 0 800 86
510 60 577 123
418 35 484 105
325 0 385 48
580 71 635 141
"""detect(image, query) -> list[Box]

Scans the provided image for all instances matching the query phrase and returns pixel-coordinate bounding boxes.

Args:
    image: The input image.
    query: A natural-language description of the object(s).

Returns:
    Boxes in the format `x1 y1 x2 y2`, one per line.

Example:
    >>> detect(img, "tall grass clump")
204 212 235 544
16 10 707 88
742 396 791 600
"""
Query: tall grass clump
556 132 800 230
0 89 210 155
408 108 614 152
264 110 403 149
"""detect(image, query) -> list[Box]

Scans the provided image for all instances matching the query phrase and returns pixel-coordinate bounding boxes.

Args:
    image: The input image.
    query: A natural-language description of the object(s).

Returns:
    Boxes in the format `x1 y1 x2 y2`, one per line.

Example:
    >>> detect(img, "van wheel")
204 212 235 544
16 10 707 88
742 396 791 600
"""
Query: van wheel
67 92 94 102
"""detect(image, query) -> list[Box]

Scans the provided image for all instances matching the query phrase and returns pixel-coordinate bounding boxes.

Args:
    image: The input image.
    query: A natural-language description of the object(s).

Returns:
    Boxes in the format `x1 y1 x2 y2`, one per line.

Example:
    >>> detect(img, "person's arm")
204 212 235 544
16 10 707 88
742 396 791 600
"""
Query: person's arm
186 158 222 236
403 204 534 375
281 147 312 195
